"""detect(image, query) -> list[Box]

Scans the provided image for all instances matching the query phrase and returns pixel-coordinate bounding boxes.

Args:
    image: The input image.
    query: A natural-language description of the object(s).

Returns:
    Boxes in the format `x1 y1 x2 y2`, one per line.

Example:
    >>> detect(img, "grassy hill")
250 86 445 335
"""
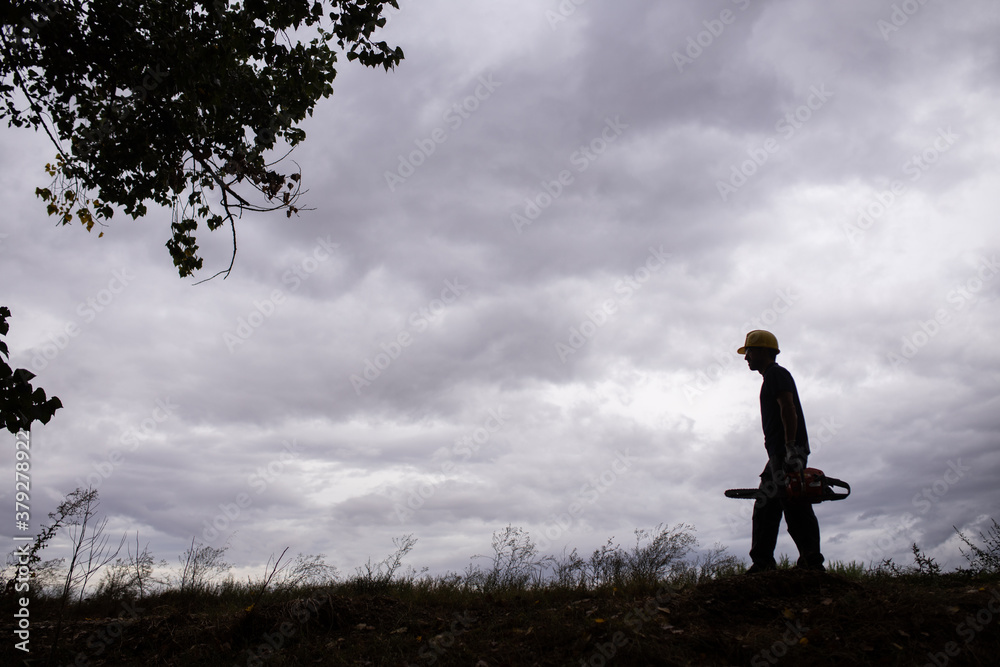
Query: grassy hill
4 522 1000 666
5 568 1000 666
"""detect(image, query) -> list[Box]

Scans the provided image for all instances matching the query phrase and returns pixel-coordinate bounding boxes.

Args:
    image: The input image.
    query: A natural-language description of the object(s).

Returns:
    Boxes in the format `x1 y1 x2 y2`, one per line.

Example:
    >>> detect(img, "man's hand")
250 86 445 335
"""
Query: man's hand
785 442 806 473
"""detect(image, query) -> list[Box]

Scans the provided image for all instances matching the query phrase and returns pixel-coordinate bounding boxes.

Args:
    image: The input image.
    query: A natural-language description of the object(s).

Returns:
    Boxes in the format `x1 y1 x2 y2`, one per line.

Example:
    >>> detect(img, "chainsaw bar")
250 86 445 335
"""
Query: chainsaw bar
725 475 851 503
725 488 767 500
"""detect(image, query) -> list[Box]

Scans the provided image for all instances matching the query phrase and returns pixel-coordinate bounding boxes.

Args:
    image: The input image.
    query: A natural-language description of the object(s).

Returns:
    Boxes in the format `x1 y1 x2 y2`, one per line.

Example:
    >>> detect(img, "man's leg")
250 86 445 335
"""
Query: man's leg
783 499 824 569
749 464 783 570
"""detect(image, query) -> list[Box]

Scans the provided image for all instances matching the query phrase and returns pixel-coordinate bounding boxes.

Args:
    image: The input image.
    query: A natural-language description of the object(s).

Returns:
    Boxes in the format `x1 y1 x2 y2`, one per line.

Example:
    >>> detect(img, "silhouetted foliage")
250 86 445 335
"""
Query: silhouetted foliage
955 518 1000 575
350 534 418 592
10 524 1000 667
1 1 403 278
177 537 232 592
0 306 61 433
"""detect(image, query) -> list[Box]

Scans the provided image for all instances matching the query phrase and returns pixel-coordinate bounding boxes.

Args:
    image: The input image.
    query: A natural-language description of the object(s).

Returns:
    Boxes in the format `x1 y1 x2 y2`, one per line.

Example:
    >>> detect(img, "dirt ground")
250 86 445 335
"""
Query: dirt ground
5 569 1000 666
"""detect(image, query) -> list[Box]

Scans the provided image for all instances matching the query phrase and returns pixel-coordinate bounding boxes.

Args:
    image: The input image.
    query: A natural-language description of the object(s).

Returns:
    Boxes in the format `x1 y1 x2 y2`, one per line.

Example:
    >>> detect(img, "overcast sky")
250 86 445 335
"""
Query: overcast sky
3 0 1000 583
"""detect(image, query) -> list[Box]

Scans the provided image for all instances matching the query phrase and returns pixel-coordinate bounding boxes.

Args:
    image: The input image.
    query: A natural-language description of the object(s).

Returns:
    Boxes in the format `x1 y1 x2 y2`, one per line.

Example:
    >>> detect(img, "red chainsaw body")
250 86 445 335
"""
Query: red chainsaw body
785 467 827 499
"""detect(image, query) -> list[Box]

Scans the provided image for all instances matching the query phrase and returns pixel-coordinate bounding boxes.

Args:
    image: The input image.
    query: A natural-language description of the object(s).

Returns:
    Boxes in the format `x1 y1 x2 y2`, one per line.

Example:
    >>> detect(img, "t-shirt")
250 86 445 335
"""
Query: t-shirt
760 362 809 454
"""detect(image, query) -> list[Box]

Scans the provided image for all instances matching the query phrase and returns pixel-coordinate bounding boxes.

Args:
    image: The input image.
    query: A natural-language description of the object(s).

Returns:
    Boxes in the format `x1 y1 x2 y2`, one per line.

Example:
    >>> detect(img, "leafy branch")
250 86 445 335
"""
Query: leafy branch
0 306 62 434
1 0 404 278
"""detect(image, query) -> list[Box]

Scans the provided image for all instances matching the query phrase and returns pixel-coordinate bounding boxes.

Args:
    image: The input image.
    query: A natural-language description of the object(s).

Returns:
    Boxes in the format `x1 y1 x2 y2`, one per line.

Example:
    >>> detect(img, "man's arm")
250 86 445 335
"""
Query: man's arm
776 391 797 443
776 391 804 471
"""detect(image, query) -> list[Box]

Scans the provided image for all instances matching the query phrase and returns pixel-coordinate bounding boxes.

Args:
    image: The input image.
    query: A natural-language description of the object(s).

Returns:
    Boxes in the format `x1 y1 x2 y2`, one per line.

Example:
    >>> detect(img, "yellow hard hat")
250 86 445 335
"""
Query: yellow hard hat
737 330 780 354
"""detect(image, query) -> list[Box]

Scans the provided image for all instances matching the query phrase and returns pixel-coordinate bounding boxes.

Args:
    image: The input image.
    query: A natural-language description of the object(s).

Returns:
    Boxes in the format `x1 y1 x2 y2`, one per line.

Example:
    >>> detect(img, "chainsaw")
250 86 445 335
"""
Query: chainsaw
725 467 851 503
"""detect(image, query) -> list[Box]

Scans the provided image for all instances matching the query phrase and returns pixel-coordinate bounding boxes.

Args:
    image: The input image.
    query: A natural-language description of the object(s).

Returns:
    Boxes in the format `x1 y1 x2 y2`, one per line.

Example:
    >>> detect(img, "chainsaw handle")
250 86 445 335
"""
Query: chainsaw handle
820 475 850 502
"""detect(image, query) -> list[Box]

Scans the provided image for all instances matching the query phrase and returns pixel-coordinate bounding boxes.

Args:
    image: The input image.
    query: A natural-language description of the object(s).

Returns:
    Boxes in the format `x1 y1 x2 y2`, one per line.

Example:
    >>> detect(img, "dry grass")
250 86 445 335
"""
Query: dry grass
4 522 999 666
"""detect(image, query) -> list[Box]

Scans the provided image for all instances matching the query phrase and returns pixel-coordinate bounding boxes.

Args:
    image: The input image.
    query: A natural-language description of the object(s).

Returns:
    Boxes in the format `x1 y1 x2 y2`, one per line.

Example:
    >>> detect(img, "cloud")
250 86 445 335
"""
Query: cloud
2 0 999 579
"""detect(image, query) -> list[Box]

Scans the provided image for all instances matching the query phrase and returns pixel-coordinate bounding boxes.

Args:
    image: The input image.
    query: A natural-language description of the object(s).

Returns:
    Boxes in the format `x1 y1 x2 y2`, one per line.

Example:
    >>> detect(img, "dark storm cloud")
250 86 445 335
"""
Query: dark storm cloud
2 0 999 578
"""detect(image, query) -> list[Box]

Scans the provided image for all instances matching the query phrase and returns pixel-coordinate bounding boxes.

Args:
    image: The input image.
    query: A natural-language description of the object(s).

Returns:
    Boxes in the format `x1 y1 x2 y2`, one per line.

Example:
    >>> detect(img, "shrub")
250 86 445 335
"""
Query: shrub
868 543 940 578
955 518 1000 576
464 525 551 592
177 538 232 593
349 534 418 592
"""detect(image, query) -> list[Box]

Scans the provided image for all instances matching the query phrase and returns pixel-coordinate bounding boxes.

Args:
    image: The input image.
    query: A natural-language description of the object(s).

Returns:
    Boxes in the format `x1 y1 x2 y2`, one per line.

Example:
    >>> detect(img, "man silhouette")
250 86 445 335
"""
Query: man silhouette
739 330 825 573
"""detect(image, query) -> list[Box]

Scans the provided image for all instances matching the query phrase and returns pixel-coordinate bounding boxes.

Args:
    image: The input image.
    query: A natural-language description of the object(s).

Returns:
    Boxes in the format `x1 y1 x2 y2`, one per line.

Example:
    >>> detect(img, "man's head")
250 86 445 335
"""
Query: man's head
738 330 780 373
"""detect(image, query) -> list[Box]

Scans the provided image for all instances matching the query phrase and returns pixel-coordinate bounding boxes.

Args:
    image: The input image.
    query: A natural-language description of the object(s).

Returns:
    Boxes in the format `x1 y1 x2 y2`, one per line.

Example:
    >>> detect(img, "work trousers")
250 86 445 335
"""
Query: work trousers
749 455 824 568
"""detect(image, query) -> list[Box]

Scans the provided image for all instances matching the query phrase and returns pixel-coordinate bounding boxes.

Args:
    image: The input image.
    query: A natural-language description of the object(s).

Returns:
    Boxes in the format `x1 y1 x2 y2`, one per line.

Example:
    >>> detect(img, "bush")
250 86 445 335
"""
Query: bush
869 543 941 578
177 538 231 593
349 534 419 593
581 523 696 589
464 525 551 592
955 518 1000 576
